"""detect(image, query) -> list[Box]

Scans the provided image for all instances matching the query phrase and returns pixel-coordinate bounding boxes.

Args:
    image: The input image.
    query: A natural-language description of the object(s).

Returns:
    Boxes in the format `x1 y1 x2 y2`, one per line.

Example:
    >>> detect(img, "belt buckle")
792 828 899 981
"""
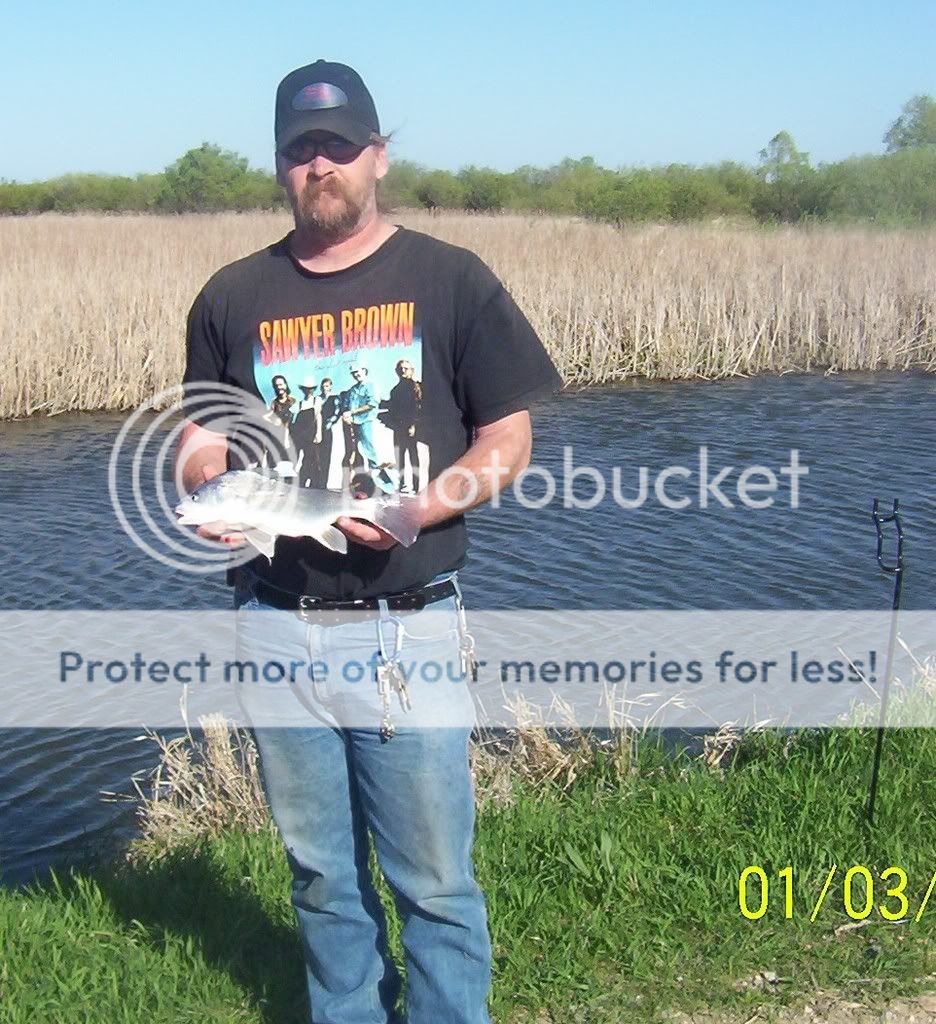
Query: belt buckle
297 594 378 625
297 594 327 623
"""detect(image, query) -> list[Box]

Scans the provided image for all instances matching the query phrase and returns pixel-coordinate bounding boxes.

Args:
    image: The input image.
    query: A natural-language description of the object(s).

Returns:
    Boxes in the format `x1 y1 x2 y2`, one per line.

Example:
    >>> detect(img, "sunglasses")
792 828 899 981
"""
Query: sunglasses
279 135 368 165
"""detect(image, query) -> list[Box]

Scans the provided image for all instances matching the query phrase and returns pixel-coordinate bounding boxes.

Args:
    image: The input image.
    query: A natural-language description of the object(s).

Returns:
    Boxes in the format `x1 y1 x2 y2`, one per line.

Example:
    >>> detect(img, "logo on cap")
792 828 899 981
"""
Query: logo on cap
292 82 348 111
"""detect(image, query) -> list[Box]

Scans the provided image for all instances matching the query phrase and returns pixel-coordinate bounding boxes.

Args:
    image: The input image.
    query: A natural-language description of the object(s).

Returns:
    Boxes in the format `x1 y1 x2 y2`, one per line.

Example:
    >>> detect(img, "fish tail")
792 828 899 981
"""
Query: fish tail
374 494 422 548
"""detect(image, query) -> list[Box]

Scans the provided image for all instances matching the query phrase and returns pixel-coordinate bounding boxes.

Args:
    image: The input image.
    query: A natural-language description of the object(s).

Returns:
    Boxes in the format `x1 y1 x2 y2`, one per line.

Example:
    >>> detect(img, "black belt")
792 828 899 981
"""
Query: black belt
249 577 457 616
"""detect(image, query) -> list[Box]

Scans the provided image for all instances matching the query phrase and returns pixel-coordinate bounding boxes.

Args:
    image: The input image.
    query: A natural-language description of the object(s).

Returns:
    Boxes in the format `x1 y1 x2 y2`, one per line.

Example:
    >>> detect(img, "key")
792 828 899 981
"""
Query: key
377 662 393 699
459 637 478 682
376 662 396 739
455 604 479 682
390 662 412 712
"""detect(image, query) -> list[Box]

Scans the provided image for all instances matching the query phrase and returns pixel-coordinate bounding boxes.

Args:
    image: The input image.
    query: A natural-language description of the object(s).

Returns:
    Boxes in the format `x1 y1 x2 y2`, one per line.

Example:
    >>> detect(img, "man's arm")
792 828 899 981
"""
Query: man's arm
175 418 247 546
352 384 377 417
344 387 377 419
419 410 531 528
344 402 375 417
335 410 532 550
176 418 227 494
313 402 323 443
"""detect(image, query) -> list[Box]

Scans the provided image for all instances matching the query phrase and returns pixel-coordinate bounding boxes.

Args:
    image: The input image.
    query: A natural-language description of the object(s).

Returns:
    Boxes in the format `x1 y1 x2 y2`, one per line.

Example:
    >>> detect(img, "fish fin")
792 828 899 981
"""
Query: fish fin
314 525 348 554
374 494 422 548
243 528 277 561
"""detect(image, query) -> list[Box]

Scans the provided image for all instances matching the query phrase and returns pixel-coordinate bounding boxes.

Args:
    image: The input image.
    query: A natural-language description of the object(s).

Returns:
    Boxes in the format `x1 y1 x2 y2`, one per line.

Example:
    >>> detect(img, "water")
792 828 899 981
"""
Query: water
1 372 934 884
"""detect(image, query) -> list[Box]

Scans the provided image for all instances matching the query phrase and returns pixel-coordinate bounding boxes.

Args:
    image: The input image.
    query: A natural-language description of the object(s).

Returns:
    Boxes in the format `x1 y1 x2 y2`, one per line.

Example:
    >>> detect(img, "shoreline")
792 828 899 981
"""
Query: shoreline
2 212 934 420
3 365 934 425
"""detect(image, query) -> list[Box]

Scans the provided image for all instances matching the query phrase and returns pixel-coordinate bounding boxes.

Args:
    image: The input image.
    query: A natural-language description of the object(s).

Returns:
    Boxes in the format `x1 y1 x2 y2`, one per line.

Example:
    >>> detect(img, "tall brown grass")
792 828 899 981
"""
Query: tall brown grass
125 654 936 859
2 212 934 419
126 708 643 862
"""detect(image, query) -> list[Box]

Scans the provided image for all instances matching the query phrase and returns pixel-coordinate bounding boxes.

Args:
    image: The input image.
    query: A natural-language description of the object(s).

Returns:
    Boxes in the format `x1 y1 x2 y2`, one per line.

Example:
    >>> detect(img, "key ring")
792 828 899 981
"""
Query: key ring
376 609 409 740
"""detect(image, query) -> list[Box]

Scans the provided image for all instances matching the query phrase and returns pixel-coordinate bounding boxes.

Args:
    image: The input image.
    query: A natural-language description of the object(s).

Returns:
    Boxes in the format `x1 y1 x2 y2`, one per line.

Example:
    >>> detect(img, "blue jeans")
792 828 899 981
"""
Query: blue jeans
354 419 379 468
233 575 492 1024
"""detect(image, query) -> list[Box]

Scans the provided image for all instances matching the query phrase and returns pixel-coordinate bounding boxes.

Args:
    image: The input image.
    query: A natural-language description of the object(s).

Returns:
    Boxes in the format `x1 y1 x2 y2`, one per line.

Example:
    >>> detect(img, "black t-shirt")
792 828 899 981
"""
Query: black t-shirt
183 224 562 599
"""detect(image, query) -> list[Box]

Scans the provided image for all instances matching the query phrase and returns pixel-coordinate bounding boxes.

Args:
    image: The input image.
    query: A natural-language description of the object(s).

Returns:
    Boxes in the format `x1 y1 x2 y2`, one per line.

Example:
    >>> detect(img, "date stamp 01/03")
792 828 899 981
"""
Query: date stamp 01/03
738 865 936 924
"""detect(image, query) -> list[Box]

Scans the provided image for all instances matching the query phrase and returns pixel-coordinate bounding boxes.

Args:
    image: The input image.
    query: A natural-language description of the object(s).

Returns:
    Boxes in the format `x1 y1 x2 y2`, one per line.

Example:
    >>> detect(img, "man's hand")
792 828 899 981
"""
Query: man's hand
334 517 397 550
335 489 401 551
189 464 248 549
175 419 249 548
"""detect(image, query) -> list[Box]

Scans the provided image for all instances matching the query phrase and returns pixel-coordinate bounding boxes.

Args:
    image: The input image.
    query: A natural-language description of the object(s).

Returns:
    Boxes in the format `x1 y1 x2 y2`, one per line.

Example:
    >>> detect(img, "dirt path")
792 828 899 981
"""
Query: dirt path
665 987 936 1024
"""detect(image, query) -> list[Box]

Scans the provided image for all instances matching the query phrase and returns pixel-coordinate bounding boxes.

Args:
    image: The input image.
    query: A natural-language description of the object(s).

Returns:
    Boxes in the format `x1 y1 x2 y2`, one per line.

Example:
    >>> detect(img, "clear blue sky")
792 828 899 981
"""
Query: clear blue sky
3 0 934 182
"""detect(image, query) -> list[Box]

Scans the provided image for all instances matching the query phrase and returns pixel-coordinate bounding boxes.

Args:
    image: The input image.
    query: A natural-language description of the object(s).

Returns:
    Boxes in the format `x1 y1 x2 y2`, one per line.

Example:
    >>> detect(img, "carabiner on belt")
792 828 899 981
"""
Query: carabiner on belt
376 606 410 740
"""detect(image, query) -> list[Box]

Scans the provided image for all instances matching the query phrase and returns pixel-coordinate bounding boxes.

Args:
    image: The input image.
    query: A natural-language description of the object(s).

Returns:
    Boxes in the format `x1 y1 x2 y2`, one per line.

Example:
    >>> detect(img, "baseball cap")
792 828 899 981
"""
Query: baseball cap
275 60 380 150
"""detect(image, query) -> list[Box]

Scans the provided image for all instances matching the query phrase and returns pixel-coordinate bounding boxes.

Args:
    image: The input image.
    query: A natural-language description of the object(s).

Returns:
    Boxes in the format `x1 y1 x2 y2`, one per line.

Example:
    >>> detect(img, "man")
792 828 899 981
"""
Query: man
341 364 380 475
176 59 561 1024
317 376 339 488
264 373 296 468
382 358 423 493
293 375 323 487
270 373 296 426
337 377 359 482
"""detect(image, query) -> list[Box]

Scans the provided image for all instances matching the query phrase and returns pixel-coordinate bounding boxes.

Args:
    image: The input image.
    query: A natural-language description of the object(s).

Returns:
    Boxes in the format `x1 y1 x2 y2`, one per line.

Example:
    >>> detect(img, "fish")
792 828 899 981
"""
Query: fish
175 469 422 559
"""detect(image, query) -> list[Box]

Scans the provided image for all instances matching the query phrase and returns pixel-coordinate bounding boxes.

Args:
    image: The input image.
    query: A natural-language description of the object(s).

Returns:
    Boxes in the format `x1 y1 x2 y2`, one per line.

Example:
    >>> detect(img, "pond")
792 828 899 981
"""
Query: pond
1 371 933 884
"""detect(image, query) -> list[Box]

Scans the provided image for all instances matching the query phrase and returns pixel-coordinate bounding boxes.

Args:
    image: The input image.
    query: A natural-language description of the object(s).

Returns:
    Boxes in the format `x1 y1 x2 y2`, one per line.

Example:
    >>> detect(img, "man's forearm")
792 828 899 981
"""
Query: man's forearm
176 419 228 495
418 413 532 529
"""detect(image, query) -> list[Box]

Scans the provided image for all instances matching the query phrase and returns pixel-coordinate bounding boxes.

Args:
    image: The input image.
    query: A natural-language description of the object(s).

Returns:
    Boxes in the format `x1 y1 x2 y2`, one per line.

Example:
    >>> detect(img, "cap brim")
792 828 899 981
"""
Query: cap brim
276 110 373 150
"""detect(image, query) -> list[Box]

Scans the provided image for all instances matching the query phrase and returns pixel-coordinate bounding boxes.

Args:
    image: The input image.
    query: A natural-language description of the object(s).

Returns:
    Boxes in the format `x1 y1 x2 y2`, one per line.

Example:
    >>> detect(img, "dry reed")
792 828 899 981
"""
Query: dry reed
127 698 640 857
2 212 934 420
121 698 748 857
127 713 270 862
126 660 936 857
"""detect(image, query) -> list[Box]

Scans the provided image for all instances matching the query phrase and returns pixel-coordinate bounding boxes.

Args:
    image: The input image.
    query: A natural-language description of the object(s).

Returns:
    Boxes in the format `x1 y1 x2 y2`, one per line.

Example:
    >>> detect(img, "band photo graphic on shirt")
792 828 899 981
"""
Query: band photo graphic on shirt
253 301 428 495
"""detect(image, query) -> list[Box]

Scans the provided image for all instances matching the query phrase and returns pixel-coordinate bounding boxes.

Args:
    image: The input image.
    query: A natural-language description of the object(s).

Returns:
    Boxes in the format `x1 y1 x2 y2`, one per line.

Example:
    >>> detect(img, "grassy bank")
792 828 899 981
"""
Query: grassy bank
1 212 935 419
2 677 934 1024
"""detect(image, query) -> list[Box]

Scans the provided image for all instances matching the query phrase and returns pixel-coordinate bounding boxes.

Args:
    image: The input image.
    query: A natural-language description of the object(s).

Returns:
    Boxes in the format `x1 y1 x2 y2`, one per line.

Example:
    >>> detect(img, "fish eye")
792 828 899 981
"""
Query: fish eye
192 495 199 501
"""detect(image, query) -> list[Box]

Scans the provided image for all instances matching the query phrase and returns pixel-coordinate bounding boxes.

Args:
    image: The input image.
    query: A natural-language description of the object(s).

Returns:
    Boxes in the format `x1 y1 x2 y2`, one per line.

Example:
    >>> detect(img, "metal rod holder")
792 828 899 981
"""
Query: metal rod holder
866 498 905 825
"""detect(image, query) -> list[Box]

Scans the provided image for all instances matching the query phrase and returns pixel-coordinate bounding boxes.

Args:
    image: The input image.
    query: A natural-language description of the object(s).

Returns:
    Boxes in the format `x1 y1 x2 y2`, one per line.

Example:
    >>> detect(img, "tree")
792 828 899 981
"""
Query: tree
658 163 725 220
821 148 936 224
157 143 255 212
753 131 825 222
883 95 936 152
710 161 760 213
458 167 510 212
581 170 671 223
415 170 465 210
757 131 810 183
379 159 425 210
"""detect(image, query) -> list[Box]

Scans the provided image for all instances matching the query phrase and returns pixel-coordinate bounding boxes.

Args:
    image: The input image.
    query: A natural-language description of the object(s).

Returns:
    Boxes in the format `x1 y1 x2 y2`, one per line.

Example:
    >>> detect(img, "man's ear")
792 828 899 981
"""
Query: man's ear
274 152 287 189
374 143 389 182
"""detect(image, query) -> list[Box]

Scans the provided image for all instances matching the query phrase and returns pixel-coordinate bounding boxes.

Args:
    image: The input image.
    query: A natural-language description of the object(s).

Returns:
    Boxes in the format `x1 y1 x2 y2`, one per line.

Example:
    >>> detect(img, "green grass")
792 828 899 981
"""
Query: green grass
2 726 934 1023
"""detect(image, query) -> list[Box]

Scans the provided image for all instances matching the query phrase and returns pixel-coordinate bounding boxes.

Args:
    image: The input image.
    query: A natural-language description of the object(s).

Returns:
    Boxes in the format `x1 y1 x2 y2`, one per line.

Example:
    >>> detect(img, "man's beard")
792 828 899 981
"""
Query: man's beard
293 173 371 244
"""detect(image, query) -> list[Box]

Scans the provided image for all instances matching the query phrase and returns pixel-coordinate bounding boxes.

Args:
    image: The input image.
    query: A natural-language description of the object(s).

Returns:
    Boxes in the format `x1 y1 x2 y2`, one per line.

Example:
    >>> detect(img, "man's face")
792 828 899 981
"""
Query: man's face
397 362 413 378
276 130 388 242
321 381 332 395
273 378 287 396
